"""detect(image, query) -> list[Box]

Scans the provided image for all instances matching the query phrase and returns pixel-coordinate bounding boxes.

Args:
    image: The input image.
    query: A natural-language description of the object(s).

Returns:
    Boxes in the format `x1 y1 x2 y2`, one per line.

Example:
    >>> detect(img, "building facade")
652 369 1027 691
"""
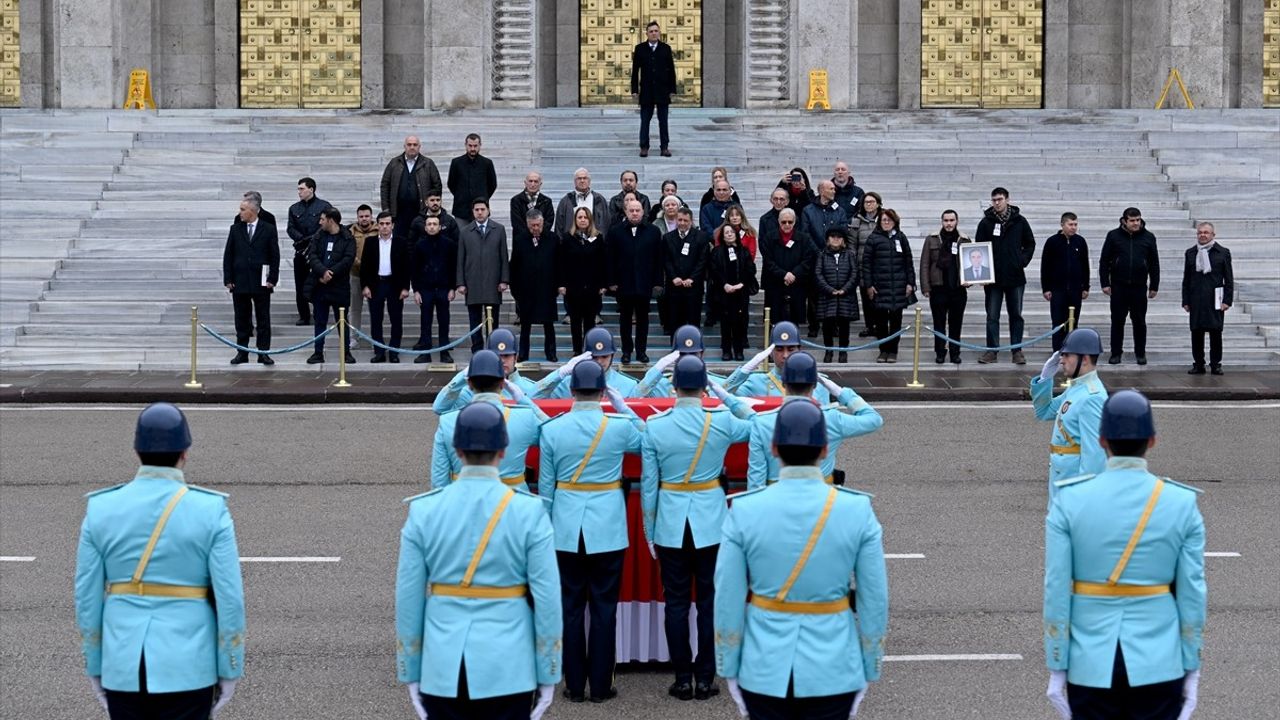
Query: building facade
2 0 1278 110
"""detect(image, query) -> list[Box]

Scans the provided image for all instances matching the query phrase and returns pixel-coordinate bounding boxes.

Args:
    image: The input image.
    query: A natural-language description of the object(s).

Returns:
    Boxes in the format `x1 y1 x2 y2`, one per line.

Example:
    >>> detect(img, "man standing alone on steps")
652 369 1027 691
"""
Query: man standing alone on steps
631 21 677 158
380 136 442 242
447 133 498 221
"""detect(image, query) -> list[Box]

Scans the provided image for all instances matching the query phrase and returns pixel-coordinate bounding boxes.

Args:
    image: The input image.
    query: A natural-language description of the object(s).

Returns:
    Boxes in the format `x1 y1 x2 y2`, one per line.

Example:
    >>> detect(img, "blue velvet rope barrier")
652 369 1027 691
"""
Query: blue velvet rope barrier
926 323 1066 352
201 324 335 355
346 323 484 356
798 326 911 352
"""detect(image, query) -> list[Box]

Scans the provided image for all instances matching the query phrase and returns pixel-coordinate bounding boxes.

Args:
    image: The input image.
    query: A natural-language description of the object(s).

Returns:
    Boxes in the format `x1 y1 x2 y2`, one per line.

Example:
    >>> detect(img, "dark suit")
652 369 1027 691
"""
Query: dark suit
630 40 677 151
965 265 990 283
509 191 556 238
662 228 709 333
222 219 280 354
359 235 411 358
607 221 664 356
305 228 356 354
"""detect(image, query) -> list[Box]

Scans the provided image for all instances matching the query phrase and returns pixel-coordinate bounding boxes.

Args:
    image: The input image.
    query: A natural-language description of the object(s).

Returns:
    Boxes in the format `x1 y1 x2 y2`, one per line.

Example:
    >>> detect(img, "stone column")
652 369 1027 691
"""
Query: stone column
362 0 384 108
796 0 856 108
1129 0 1229 108
701 0 725 106
426 0 487 107
1237 0 1262 107
213 0 237 107
55 0 122 107
897 0 921 109
18 0 44 107
554 0 576 106
1042 0 1069 108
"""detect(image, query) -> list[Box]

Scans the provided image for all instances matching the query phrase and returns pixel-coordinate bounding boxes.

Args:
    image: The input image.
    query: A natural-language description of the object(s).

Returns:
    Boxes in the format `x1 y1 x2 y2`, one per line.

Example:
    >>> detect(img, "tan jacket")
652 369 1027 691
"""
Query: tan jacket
919 230 972 289
348 223 379 275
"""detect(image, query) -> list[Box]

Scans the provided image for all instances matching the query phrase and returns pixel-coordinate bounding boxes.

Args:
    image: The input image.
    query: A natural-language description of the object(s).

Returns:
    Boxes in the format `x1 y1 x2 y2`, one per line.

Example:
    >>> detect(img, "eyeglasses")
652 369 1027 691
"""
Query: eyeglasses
779 220 795 225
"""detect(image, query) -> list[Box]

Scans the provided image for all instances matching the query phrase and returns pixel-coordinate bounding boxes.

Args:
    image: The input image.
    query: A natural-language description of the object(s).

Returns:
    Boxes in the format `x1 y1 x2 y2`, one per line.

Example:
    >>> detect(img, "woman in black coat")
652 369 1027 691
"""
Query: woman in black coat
814 227 859 363
557 207 609 355
860 208 917 363
709 225 759 361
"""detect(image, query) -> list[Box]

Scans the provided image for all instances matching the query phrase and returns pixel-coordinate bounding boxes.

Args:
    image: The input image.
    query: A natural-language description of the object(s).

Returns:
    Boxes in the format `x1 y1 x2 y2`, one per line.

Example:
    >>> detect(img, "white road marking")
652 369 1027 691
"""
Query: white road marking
1206 551 1241 557
0 556 36 562
885 653 1023 662
886 553 926 559
240 556 340 563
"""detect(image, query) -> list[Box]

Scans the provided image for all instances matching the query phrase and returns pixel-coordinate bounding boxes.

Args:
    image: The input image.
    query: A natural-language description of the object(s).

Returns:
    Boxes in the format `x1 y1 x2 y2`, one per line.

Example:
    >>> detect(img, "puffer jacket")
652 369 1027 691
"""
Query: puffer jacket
860 228 918 311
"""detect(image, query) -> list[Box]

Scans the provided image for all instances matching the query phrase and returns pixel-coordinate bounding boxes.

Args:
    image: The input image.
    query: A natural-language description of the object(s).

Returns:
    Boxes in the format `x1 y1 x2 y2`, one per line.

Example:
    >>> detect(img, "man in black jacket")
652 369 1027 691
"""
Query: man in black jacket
509 171 556 239
631 21 677 157
411 192 459 245
608 199 664 363
759 208 814 328
974 187 1036 364
379 136 443 241
287 177 332 326
1040 212 1091 352
1099 207 1160 365
446 133 498 220
608 170 653 232
223 195 280 365
304 207 357 365
409 214 457 364
662 208 709 334
359 212 411 363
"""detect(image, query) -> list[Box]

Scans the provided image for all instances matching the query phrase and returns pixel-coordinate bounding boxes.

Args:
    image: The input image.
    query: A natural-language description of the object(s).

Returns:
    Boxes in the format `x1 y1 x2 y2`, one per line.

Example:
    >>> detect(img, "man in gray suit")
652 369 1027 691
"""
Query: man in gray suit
456 197 509 352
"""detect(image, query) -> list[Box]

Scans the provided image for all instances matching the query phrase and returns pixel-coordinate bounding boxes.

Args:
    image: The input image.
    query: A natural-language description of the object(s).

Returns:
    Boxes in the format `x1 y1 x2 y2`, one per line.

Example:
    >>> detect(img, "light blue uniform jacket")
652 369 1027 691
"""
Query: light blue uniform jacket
1031 370 1108 501
432 369 536 415
431 392 548 492
538 402 644 553
723 366 831 404
531 366 639 399
633 366 729 398
74 466 245 692
1044 457 1206 688
396 466 562 697
715 467 888 697
746 390 884 490
641 398 754 548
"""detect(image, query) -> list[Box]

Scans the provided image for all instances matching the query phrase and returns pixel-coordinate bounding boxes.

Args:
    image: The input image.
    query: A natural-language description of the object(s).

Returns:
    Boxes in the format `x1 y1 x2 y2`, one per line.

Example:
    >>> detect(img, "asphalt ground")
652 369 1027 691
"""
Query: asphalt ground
1 402 1277 720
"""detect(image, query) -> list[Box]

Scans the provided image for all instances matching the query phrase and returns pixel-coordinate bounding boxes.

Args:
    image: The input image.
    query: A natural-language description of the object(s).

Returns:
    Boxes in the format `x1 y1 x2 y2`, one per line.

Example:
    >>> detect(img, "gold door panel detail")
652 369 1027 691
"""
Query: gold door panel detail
1265 0 1280 108
0 0 19 108
580 0 701 106
921 0 1042 108
240 0 361 109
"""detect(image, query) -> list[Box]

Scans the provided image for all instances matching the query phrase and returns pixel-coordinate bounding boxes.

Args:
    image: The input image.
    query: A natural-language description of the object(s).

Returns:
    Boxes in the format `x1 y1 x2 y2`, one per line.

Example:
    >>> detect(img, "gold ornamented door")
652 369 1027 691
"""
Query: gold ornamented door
0 0 18 107
921 0 1043 108
240 0 362 108
1265 0 1280 107
580 0 701 106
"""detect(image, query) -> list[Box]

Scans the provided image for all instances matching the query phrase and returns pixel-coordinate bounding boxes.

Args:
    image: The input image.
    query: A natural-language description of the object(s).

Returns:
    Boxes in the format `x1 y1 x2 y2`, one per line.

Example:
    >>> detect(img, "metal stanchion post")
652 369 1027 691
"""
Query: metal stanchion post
1060 306 1077 389
485 306 494 345
184 305 203 389
333 308 352 388
762 306 772 374
906 305 925 388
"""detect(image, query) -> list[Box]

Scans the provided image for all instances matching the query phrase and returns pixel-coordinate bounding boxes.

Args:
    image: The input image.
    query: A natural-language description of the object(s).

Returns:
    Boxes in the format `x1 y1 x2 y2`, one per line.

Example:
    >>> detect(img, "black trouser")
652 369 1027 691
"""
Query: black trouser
519 321 556 360
1109 284 1149 355
104 654 216 720
292 255 310 321
740 676 856 720
666 288 702 334
657 524 718 684
617 294 652 356
394 207 417 243
467 303 500 352
872 307 904 354
928 286 967 359
1191 329 1223 367
415 288 451 350
232 292 271 353
421 661 533 720
312 299 349 354
766 286 807 327
822 318 851 350
1049 290 1084 351
639 101 670 150
720 296 749 355
1067 645 1183 720
558 538 625 698
565 291 601 355
368 277 404 356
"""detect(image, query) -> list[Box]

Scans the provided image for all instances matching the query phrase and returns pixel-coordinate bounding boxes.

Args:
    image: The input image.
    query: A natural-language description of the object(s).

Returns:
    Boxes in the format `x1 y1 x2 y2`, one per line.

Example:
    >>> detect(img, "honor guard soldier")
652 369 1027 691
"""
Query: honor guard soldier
532 326 639 399
715 400 888 720
1044 390 1205 720
633 325 728 398
722 321 831 402
74 403 245 719
433 328 537 415
1032 327 1109 502
640 355 754 701
747 351 883 490
397 402 562 720
537 361 644 703
432 350 549 493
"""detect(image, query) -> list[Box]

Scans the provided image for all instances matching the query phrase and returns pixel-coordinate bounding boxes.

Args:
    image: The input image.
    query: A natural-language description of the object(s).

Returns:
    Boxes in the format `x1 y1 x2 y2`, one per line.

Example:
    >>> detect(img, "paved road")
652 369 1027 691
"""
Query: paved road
1 402 1277 720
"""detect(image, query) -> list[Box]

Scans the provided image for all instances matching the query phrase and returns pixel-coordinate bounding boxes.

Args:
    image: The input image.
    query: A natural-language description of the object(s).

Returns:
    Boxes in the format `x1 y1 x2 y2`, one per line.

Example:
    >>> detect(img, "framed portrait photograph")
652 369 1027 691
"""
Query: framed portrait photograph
960 241 995 285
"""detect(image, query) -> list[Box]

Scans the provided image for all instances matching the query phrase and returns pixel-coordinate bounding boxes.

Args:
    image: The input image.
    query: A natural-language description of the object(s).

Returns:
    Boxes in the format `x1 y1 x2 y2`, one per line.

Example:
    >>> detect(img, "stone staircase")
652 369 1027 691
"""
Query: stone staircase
0 108 1276 371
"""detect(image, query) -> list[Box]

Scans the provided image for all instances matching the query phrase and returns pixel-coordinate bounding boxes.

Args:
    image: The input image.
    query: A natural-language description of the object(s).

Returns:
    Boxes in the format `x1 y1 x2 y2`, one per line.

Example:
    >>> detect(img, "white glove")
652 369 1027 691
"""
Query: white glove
1176 670 1200 720
726 678 749 718
88 677 108 711
558 351 593 378
210 679 238 718
407 682 428 720
647 541 657 560
530 683 555 720
655 350 681 373
504 379 526 404
708 381 731 401
447 370 468 389
742 345 774 373
820 375 843 397
849 687 867 718
1046 670 1071 720
1039 351 1061 383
